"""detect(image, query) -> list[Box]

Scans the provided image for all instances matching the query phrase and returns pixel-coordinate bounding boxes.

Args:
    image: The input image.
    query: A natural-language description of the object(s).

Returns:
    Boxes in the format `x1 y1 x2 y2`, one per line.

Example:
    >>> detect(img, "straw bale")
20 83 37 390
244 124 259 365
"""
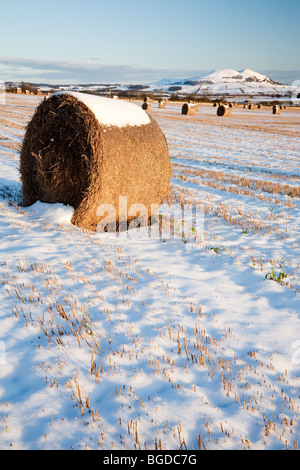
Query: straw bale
181 103 198 115
20 93 171 232
272 105 280 115
142 102 152 111
158 99 166 109
217 105 231 117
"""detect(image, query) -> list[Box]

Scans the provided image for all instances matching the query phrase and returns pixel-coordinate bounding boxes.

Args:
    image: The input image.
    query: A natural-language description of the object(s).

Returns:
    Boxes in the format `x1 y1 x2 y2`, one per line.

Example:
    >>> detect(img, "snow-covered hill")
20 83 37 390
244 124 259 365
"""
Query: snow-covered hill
145 69 292 99
15 68 295 102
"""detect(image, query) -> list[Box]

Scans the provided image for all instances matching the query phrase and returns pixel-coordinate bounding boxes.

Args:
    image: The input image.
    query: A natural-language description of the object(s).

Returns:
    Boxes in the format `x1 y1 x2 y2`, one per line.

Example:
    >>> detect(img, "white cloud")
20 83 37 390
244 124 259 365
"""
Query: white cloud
0 56 207 85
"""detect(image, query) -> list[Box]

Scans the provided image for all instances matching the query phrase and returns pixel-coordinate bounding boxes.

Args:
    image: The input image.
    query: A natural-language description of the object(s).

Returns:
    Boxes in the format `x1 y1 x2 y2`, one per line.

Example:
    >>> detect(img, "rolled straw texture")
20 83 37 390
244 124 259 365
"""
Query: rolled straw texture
20 93 171 231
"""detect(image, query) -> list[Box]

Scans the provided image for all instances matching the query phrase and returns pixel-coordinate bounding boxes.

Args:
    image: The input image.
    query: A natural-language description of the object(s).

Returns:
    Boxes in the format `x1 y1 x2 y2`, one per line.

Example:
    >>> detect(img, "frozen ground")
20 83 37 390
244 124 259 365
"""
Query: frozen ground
0 94 299 450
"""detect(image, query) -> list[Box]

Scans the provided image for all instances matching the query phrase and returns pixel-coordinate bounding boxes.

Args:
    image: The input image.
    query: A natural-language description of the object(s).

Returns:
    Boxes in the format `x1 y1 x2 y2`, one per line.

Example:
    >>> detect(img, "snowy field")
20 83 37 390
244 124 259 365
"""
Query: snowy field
0 94 299 450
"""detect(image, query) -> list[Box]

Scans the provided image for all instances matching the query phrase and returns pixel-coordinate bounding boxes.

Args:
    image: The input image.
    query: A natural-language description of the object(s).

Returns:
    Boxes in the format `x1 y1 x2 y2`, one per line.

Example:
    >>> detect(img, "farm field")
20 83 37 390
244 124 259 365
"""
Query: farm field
0 93 300 450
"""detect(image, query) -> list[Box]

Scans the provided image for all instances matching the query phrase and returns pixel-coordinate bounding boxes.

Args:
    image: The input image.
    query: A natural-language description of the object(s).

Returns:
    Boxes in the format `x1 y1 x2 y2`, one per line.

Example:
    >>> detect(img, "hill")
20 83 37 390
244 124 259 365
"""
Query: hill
145 68 291 99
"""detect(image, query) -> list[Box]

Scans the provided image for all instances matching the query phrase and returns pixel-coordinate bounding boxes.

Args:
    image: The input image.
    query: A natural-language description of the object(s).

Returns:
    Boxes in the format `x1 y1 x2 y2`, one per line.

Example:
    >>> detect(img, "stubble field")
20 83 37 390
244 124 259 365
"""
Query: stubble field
0 94 299 450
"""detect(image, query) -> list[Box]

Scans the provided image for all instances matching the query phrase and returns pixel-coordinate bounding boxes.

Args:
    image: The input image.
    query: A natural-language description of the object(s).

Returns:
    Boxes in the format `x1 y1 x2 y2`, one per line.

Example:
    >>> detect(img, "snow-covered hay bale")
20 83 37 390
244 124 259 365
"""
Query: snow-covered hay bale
142 102 152 111
181 103 198 116
20 92 171 232
217 105 231 117
272 105 280 115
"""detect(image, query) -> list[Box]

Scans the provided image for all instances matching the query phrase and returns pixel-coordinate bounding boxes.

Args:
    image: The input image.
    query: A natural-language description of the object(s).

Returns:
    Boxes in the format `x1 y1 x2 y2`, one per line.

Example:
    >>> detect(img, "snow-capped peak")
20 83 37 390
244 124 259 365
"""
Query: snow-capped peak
145 68 288 97
201 69 242 81
240 69 270 82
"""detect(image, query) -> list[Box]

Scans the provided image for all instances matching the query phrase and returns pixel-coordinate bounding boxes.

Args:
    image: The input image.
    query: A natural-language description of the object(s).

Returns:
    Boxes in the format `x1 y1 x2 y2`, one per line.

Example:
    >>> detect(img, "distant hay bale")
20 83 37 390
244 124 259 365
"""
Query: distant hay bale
272 105 280 115
158 99 166 109
217 105 231 117
257 104 261 109
20 92 171 232
181 103 198 116
142 102 152 111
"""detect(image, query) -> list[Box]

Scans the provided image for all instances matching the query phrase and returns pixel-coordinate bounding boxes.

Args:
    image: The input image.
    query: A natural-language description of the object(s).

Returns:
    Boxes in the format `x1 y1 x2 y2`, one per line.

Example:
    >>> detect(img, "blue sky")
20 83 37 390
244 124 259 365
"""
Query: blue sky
0 0 299 84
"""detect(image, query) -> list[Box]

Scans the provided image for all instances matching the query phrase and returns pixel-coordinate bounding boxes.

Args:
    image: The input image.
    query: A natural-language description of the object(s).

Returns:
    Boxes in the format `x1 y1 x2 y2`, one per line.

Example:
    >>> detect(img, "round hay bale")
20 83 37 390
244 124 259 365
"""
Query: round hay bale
158 99 166 109
217 105 231 117
181 103 198 116
142 102 152 111
20 92 171 232
272 105 280 115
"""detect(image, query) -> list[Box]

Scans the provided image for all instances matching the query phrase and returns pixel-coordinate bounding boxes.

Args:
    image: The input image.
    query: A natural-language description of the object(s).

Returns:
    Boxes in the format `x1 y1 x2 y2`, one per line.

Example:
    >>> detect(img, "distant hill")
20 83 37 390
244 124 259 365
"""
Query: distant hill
144 69 291 98
5 69 295 101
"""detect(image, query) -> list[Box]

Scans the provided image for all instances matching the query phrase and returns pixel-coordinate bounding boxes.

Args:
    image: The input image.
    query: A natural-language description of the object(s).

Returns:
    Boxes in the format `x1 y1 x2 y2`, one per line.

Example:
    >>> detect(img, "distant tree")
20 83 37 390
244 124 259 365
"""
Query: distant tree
21 82 34 94
168 86 182 92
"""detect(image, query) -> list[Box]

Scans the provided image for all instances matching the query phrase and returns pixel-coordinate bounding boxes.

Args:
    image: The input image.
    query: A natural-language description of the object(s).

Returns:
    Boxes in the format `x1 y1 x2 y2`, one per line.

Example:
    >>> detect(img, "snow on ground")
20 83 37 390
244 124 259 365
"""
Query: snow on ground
0 94 299 450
